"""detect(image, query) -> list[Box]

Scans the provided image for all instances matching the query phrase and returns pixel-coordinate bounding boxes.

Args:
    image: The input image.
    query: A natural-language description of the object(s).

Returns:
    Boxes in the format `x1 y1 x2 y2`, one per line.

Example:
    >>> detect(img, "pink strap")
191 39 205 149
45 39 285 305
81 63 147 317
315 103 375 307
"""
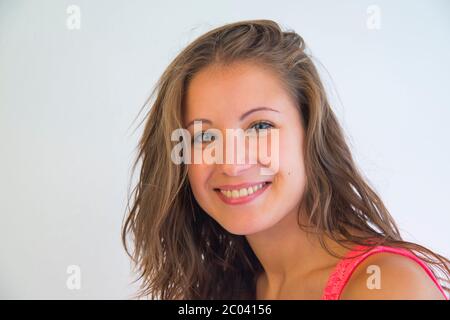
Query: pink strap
321 245 448 300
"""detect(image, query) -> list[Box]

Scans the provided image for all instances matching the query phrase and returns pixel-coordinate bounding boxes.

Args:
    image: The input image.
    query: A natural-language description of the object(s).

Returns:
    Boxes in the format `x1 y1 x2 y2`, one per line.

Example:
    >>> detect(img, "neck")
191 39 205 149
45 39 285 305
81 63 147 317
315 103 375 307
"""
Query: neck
245 208 349 294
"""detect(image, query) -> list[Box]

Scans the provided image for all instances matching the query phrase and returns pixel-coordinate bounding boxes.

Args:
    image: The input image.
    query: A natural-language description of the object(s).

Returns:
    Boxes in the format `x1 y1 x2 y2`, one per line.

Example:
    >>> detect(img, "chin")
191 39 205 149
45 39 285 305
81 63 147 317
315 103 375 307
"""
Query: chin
216 213 278 236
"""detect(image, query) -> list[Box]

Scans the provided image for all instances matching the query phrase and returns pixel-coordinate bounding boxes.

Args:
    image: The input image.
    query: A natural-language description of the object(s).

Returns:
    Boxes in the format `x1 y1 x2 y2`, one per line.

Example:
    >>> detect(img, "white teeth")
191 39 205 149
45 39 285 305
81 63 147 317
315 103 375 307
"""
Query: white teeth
239 188 248 197
220 182 268 199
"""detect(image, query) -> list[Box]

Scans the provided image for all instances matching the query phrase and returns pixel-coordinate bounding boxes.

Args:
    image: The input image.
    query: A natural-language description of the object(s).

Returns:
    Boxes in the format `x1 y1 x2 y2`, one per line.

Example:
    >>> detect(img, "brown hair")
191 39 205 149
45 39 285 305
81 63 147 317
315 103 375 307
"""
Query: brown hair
122 19 450 299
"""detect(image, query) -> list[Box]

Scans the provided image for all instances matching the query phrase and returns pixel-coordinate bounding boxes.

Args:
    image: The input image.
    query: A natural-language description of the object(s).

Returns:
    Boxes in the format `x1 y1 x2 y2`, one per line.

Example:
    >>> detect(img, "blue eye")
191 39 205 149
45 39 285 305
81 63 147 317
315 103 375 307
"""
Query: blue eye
250 121 274 131
193 131 216 145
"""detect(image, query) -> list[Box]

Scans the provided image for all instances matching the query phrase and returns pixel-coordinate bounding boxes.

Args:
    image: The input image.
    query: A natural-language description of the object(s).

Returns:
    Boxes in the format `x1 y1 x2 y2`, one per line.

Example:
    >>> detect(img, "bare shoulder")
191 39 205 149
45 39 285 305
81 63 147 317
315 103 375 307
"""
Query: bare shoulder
340 252 446 300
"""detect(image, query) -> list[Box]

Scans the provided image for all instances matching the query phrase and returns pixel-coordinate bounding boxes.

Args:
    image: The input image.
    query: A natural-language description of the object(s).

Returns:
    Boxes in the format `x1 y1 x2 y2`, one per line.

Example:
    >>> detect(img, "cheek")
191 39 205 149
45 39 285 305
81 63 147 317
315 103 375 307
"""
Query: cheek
187 164 203 191
276 129 306 202
187 164 211 205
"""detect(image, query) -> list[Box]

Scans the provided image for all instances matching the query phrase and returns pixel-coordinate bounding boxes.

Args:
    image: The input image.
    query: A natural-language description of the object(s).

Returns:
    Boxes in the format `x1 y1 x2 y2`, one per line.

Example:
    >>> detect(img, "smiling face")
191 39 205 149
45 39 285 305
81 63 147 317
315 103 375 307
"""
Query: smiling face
184 61 307 235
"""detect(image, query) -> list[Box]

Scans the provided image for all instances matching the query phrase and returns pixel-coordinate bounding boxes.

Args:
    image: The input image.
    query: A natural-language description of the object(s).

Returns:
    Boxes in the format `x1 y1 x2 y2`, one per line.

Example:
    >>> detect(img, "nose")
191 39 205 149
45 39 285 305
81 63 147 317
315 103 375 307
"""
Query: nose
218 132 256 176
219 163 254 177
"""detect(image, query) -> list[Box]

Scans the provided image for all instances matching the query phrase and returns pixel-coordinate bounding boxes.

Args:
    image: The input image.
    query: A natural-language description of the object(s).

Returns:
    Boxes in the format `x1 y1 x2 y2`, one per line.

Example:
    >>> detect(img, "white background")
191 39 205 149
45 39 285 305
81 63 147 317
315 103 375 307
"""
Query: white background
0 0 449 299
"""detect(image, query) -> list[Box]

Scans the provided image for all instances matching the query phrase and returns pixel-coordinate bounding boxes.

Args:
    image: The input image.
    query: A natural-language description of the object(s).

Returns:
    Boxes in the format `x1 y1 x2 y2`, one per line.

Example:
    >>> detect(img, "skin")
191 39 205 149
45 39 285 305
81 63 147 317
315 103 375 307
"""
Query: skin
183 61 445 300
340 253 446 300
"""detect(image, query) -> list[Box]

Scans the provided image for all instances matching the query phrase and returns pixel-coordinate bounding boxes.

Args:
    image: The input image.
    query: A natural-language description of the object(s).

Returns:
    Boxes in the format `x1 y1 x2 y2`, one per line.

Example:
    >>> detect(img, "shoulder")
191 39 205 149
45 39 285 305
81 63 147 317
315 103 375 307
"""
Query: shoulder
339 251 446 300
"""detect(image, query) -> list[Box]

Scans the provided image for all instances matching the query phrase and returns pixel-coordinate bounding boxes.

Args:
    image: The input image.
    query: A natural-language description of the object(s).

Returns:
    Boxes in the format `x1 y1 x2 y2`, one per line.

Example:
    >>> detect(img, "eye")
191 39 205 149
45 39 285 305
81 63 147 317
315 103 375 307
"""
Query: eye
249 121 274 132
192 131 216 145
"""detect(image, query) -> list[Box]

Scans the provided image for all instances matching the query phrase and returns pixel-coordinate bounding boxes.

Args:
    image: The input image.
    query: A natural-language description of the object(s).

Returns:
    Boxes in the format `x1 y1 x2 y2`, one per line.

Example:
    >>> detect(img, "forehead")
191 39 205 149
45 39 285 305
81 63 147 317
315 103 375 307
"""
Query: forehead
184 61 295 124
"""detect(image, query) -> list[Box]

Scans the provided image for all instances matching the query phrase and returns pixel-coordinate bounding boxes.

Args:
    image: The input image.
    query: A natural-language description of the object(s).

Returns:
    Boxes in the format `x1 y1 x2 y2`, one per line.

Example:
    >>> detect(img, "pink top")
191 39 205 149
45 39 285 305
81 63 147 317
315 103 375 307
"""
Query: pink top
321 244 448 300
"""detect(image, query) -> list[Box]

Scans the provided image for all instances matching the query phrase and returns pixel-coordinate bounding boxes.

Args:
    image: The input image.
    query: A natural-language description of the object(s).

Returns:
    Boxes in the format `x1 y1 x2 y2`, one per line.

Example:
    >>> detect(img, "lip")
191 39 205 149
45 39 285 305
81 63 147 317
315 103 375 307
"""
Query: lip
214 181 272 190
214 181 272 205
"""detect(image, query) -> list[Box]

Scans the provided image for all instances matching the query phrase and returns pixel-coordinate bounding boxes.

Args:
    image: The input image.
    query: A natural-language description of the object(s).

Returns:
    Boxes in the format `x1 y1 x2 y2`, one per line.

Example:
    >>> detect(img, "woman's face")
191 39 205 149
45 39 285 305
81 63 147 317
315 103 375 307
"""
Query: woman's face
184 61 307 235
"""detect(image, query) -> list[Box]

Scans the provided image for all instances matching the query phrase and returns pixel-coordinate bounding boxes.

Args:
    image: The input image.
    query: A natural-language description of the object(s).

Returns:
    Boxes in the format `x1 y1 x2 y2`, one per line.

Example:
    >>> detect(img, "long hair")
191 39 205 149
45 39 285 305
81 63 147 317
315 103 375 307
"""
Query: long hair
121 19 450 299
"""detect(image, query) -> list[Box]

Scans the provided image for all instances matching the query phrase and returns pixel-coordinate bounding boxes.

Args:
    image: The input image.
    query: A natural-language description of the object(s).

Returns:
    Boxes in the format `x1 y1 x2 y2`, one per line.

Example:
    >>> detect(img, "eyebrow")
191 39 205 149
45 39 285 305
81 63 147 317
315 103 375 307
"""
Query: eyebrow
186 106 280 128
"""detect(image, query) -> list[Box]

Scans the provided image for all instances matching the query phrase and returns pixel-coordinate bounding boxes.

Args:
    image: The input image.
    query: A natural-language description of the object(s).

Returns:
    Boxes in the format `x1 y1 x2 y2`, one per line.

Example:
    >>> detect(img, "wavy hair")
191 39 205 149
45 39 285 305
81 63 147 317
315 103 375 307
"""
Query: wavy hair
122 19 450 299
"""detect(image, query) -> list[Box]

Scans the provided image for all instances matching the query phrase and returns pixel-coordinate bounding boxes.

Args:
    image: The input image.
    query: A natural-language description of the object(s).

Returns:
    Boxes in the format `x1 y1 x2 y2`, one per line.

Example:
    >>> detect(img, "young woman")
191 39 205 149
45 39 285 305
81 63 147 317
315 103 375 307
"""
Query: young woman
122 20 449 300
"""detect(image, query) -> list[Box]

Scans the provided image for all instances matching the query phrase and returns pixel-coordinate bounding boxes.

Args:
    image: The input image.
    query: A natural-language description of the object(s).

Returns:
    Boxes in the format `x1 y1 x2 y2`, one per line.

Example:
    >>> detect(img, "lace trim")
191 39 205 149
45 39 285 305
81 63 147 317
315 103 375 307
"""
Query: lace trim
321 244 369 300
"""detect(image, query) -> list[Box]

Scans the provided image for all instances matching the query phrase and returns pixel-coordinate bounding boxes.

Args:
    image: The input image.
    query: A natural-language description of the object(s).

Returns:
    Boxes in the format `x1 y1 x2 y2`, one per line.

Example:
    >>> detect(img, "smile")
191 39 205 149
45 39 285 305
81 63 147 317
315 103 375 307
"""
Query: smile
214 181 272 205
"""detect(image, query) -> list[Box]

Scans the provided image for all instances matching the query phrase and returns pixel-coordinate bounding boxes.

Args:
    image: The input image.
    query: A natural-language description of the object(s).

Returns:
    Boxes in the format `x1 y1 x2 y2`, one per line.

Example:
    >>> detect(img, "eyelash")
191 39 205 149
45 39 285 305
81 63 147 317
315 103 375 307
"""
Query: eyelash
191 121 275 144
248 121 274 132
